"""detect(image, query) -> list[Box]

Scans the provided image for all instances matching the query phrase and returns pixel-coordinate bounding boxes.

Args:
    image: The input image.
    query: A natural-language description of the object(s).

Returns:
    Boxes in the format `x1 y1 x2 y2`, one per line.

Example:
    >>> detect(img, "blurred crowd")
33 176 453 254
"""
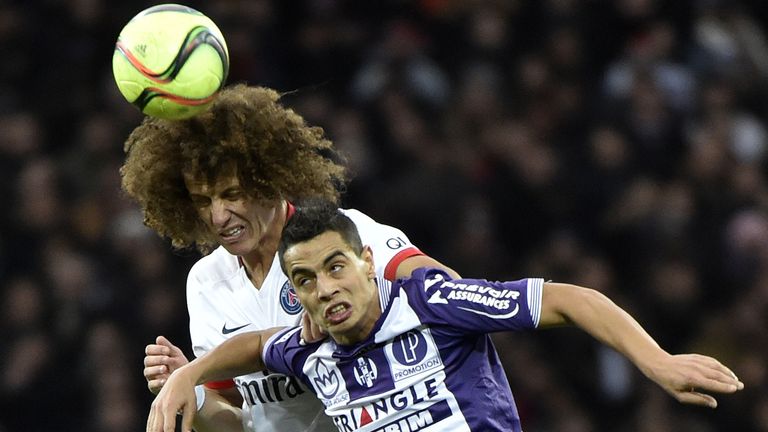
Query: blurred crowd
1 0 767 431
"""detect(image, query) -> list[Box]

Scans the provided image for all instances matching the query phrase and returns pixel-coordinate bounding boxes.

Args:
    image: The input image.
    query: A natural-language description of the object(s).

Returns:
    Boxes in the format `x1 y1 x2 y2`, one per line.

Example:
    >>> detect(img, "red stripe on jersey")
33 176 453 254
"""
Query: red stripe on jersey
286 201 295 220
204 379 235 390
384 247 423 281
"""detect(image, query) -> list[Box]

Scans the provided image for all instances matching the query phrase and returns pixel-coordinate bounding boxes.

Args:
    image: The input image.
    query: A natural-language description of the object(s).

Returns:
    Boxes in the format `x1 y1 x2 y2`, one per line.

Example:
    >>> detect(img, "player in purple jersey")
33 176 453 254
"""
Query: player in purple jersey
121 85 459 432
146 201 744 432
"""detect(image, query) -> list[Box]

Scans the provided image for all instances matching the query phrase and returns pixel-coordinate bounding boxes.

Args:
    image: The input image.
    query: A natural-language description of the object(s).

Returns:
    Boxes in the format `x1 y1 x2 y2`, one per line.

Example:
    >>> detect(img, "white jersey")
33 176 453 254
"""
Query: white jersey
187 208 424 432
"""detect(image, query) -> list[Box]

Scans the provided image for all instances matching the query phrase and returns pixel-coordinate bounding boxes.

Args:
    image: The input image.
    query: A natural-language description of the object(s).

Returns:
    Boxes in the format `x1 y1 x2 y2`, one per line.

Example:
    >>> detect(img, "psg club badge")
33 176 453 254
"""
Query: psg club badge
279 281 303 315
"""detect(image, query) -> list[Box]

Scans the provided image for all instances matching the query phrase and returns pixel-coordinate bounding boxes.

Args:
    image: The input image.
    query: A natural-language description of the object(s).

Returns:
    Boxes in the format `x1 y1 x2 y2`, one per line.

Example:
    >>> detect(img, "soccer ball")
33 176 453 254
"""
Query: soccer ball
112 4 229 120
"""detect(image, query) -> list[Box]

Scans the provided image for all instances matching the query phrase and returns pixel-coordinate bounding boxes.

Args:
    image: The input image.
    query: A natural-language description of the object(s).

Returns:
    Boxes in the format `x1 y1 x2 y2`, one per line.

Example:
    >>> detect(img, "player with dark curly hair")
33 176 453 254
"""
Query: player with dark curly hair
121 84 344 253
122 84 458 432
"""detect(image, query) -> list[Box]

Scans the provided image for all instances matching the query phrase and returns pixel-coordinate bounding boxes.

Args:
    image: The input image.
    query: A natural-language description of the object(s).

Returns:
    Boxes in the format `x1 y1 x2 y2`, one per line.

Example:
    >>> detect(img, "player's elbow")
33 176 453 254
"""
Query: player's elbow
539 282 610 327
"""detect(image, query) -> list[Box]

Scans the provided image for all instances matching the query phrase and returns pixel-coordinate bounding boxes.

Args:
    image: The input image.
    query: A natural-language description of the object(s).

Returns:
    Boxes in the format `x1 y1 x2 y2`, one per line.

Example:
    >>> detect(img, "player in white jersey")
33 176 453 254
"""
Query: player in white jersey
147 202 744 432
121 85 459 432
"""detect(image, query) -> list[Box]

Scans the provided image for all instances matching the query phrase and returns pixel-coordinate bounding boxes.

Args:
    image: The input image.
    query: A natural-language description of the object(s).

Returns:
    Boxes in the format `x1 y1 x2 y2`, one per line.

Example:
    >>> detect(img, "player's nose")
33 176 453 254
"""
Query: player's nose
315 274 339 300
210 199 231 226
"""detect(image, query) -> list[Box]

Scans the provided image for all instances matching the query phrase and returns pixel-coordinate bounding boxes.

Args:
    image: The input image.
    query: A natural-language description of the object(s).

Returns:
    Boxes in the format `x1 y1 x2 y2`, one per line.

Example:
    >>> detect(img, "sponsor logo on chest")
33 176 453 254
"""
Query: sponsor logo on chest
390 330 442 381
310 328 449 430
331 379 450 432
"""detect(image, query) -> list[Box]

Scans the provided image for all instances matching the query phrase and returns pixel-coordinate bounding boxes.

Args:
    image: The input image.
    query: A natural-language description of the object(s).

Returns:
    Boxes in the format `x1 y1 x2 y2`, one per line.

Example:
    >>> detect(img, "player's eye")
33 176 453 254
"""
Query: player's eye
329 263 344 273
190 196 210 208
222 188 244 201
296 277 313 288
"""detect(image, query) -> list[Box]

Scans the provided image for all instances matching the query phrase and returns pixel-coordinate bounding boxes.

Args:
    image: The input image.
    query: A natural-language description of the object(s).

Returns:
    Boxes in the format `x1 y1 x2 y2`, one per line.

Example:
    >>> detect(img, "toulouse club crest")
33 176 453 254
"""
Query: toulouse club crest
353 356 378 388
279 281 303 315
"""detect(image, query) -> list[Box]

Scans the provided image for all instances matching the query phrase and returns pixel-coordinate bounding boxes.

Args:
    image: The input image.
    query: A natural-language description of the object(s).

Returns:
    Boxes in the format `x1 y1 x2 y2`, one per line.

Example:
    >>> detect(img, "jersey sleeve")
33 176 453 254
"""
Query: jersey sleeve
404 267 543 334
341 209 424 281
262 327 314 377
186 266 237 390
187 269 214 358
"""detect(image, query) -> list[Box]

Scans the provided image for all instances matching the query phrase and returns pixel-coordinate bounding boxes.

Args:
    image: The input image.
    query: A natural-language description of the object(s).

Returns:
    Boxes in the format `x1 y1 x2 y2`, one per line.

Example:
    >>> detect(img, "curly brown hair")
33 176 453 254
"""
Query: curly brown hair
120 84 347 253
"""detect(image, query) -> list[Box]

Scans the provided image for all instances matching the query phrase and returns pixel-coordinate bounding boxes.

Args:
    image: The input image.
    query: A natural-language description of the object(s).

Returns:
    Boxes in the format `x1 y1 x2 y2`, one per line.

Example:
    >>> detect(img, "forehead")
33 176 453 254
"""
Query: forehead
183 170 241 195
284 231 352 270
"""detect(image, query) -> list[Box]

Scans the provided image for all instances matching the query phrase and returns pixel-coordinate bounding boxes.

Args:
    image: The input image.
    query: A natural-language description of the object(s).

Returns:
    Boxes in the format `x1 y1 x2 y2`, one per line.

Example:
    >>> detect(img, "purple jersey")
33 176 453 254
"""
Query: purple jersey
262 268 543 432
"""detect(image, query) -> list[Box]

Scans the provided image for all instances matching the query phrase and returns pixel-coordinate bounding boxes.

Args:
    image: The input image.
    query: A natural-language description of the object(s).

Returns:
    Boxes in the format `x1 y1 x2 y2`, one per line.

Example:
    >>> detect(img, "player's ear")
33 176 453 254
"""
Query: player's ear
361 245 375 279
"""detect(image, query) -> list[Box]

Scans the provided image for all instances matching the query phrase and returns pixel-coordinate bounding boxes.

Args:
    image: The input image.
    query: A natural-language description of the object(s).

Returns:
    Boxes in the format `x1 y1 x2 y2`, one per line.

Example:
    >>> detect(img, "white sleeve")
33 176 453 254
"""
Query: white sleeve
186 263 239 391
186 267 220 359
341 208 424 281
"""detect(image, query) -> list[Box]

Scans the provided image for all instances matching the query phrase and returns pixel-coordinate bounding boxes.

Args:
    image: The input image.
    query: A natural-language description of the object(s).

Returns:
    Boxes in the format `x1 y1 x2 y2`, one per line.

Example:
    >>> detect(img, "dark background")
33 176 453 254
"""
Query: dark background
0 0 766 430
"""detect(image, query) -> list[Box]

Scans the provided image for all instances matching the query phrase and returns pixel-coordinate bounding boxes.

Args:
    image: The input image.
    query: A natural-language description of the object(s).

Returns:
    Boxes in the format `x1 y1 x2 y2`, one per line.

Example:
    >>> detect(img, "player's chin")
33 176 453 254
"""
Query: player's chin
324 316 351 334
220 244 243 258
220 237 254 256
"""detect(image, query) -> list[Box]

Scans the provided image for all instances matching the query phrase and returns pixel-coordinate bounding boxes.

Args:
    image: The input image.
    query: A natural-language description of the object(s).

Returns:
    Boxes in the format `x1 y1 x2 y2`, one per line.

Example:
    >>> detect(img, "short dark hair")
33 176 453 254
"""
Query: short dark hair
278 199 362 273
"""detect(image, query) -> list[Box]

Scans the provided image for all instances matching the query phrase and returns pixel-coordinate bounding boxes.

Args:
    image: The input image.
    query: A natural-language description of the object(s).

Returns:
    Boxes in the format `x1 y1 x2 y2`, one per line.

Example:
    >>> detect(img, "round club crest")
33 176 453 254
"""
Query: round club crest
279 281 303 315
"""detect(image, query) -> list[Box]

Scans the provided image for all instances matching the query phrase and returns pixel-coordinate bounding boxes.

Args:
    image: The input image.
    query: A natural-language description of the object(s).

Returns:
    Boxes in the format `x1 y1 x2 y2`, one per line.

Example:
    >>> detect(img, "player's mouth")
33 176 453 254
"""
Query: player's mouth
219 225 246 243
325 302 352 325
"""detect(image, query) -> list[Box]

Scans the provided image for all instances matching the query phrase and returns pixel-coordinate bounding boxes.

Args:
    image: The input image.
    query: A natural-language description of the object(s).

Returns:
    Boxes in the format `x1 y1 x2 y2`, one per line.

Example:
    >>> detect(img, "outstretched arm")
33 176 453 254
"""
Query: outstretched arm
538 283 744 408
146 327 284 432
143 335 244 432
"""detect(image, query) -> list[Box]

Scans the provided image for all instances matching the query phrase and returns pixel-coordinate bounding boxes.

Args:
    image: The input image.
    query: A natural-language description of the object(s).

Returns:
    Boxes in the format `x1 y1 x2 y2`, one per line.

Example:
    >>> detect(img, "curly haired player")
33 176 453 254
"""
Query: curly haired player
121 84 458 432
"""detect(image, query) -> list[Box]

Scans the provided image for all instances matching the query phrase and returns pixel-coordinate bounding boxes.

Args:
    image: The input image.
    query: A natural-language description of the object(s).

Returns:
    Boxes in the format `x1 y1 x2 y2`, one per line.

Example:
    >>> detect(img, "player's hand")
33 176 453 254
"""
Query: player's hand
147 366 198 432
300 312 327 344
646 353 744 408
144 336 189 394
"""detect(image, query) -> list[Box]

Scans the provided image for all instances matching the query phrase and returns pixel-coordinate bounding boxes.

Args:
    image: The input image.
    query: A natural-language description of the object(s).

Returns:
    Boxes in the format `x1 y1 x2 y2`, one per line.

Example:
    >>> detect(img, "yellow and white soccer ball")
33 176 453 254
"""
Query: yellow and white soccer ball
112 4 229 120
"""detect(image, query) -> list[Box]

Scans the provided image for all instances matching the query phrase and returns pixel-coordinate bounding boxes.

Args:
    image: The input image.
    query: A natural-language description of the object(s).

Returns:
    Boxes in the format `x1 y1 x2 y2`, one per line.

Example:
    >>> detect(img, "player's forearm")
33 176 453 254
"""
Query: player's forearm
193 389 244 432
541 283 668 375
188 330 275 385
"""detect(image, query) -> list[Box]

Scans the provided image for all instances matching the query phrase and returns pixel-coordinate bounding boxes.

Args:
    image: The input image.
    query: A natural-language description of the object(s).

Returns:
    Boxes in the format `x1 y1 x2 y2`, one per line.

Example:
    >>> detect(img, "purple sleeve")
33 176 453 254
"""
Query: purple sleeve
403 268 543 334
262 327 307 376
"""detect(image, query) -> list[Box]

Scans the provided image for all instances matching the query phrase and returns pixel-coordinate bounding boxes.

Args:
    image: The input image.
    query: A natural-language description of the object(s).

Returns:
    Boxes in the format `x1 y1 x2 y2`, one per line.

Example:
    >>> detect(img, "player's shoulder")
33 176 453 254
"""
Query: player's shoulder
187 246 240 287
339 207 375 225
340 208 401 239
263 326 326 367
400 267 451 286
388 267 449 304
393 267 460 301
265 326 303 350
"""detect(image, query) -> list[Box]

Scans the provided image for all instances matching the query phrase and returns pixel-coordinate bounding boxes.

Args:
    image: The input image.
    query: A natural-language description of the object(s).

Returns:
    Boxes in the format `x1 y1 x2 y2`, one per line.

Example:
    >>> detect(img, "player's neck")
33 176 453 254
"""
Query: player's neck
240 200 288 288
